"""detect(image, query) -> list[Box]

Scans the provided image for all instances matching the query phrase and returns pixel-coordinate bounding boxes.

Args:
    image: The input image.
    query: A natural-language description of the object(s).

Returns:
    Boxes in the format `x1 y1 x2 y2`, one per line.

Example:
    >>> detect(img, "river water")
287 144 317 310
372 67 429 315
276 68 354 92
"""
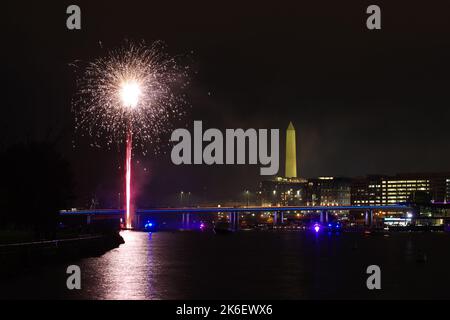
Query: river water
2 230 450 299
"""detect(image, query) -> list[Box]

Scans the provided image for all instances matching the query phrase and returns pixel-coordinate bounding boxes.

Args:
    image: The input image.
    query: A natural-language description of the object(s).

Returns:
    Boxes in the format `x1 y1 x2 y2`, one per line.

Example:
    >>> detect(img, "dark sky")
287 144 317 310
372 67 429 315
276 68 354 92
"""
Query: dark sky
2 0 450 207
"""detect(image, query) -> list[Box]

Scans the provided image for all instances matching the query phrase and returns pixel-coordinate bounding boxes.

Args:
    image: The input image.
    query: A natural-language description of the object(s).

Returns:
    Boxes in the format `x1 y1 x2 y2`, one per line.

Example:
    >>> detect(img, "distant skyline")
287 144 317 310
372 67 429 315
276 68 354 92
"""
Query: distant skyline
3 1 450 207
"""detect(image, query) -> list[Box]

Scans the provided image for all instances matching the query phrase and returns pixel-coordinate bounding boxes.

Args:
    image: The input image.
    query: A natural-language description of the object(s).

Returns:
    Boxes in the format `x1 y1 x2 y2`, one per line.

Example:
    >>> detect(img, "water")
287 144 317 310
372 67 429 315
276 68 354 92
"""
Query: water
2 230 450 299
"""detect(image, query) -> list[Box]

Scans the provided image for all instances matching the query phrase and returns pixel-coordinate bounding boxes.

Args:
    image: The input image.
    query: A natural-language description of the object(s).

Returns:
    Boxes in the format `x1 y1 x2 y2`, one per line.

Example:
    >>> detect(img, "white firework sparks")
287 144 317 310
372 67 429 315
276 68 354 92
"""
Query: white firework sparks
72 41 189 228
73 40 189 153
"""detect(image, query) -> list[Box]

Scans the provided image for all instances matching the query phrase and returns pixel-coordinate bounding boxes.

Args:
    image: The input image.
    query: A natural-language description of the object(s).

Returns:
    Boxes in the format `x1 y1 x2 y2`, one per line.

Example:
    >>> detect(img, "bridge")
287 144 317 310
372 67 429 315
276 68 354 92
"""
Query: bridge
60 204 413 229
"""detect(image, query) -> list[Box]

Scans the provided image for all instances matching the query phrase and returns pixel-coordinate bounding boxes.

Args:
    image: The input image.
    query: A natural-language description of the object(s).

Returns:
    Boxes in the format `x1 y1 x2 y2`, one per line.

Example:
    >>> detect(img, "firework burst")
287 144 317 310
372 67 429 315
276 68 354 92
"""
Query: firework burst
73 40 189 153
73 41 189 228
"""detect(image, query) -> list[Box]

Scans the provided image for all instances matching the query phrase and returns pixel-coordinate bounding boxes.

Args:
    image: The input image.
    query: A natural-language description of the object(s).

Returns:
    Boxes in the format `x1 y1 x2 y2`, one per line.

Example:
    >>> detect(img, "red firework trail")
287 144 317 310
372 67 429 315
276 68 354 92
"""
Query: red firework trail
126 131 133 229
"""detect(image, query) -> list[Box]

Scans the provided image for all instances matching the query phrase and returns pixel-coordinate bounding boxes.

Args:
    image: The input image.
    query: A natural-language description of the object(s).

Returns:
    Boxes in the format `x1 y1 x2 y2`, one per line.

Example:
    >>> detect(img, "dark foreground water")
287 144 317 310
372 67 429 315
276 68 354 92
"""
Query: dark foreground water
2 230 450 299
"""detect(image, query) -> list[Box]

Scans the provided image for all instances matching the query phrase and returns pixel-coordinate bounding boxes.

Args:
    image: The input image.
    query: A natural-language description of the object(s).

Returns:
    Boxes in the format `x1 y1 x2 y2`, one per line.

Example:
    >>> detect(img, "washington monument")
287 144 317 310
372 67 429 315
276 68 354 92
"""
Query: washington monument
285 122 297 178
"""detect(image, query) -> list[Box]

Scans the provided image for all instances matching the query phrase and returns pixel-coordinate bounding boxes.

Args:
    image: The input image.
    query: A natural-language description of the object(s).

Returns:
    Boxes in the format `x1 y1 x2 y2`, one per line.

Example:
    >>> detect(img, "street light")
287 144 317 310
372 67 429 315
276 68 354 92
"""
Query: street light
245 190 250 207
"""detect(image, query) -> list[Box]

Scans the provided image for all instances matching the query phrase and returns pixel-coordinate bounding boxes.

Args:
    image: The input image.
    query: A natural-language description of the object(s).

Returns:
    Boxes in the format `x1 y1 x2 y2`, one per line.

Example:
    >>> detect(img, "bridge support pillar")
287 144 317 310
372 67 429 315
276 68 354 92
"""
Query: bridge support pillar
280 212 284 225
228 212 239 231
365 210 373 227
182 213 190 229
87 215 91 225
273 212 278 226
320 210 328 224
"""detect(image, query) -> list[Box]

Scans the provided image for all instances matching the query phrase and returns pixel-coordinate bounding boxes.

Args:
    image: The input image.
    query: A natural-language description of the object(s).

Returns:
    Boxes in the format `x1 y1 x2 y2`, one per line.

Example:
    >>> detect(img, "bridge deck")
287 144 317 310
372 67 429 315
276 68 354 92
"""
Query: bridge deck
60 205 412 216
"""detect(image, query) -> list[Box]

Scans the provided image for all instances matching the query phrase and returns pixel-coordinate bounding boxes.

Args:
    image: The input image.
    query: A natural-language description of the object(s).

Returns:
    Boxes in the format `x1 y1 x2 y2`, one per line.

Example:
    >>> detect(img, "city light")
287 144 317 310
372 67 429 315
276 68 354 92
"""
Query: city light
144 221 155 230
314 223 320 233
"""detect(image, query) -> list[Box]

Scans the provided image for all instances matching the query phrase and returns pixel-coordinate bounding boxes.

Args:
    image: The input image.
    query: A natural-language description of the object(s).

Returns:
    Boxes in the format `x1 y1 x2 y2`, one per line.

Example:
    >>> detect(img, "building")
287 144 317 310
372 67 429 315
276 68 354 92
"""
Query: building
351 175 384 206
309 177 351 206
259 176 351 207
259 177 306 206
351 173 450 206
381 176 430 205
446 178 450 203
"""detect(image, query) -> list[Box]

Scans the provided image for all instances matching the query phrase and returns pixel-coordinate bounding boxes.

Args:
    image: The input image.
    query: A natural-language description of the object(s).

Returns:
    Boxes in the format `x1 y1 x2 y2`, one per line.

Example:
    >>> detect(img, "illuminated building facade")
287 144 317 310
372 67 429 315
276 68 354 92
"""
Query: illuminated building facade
381 178 430 205
351 173 450 206
351 175 384 206
303 177 351 206
260 173 449 208
259 176 351 207
446 179 450 203
259 177 306 206
312 177 351 206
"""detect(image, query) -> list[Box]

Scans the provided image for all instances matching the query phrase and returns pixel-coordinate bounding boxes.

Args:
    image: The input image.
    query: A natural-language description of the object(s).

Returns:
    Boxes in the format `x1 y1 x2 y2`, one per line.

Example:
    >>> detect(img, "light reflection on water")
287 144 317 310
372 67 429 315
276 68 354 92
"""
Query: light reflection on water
80 231 159 299
74 231 450 299
3 230 450 299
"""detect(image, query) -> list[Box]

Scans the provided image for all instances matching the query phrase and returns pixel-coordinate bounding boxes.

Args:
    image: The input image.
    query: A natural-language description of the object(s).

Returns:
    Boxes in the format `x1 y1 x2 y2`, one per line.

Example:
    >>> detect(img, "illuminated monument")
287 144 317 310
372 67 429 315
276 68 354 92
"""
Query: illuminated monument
285 122 297 178
260 122 450 209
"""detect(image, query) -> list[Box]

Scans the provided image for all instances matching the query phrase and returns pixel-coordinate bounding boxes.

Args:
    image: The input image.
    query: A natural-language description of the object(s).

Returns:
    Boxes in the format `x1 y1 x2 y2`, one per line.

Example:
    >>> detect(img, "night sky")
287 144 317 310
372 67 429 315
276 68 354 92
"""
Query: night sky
3 1 450 207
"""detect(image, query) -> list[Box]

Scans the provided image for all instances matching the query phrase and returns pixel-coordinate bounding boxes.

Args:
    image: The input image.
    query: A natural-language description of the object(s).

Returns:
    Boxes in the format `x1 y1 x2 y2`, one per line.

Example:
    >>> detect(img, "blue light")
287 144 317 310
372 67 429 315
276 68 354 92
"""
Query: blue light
144 221 155 229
